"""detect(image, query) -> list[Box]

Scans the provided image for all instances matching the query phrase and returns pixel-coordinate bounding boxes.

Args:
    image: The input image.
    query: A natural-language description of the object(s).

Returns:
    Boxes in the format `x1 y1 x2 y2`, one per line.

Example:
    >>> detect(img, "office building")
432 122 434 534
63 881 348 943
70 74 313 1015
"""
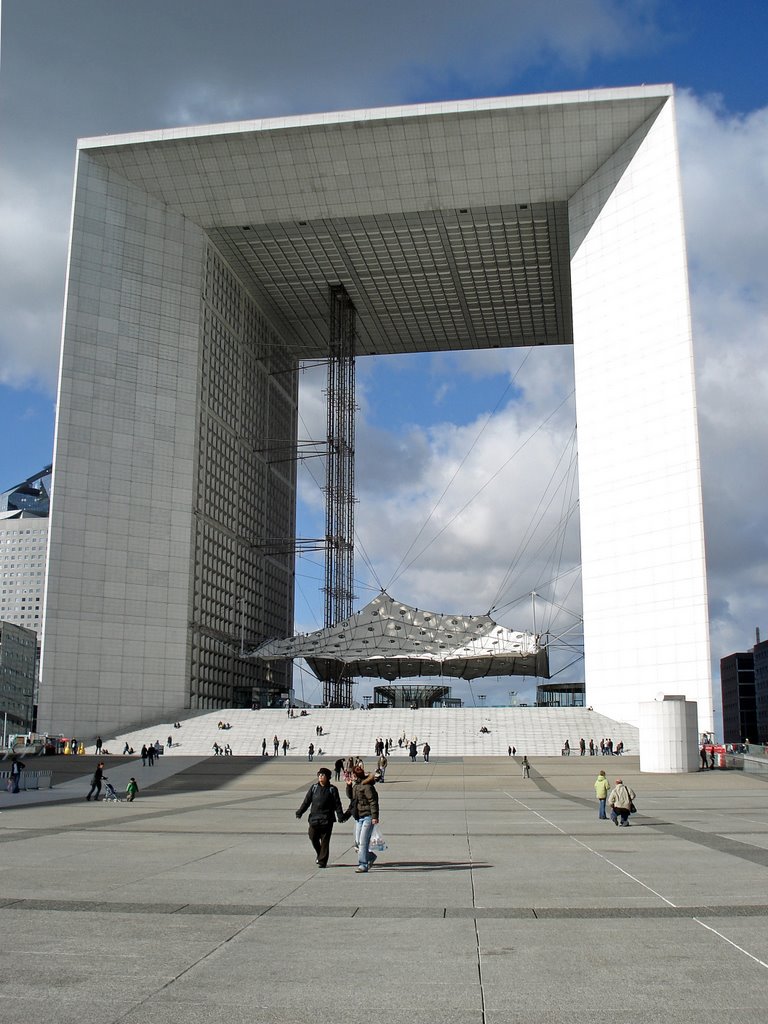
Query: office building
720 651 757 743
0 468 51 637
752 637 768 742
0 620 37 732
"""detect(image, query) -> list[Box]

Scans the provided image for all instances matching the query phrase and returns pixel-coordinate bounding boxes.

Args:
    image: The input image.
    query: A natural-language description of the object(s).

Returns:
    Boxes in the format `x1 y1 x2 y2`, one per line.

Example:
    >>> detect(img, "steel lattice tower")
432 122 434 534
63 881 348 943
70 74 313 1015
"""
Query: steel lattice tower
323 285 356 706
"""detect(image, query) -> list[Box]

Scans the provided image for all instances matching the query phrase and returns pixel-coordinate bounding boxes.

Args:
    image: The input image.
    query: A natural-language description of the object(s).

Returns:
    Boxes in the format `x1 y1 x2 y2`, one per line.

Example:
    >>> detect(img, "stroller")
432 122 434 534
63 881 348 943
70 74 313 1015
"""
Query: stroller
102 779 122 802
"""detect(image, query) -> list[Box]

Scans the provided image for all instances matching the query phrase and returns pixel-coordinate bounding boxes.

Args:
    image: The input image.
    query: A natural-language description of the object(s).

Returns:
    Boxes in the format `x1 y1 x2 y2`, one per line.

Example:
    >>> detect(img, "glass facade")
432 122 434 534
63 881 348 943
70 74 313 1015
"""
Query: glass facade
0 621 36 730
0 467 51 517
720 652 757 743
189 246 296 711
536 682 586 708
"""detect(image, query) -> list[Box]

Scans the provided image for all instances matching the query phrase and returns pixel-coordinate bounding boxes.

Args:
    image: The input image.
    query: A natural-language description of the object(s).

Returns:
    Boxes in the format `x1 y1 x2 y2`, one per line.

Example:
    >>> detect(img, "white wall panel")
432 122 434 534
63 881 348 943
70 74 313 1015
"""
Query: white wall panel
570 99 713 732
40 155 205 737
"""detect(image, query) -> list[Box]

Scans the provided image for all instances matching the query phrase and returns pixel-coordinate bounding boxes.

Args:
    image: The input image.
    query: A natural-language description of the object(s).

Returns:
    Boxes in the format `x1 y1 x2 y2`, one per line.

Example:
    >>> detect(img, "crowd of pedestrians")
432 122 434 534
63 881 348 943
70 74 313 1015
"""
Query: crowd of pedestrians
561 737 624 756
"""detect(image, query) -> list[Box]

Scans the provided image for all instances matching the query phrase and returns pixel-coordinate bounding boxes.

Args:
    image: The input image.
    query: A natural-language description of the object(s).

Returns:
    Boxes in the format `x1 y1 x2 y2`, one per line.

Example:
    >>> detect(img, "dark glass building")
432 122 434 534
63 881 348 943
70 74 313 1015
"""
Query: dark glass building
0 621 36 732
536 682 585 708
720 652 757 743
752 638 768 743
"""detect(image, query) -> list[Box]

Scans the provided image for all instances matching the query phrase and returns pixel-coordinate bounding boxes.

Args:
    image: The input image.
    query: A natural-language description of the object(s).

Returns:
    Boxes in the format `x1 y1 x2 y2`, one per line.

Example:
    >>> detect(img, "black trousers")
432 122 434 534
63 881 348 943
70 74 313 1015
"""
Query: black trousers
307 822 334 866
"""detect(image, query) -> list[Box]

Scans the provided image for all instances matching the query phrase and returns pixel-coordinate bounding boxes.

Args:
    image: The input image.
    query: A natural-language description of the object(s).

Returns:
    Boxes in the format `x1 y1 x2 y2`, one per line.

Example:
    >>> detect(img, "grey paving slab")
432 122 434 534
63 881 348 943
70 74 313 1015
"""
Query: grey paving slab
2 755 768 1023
478 918 768 1022
138 917 484 1023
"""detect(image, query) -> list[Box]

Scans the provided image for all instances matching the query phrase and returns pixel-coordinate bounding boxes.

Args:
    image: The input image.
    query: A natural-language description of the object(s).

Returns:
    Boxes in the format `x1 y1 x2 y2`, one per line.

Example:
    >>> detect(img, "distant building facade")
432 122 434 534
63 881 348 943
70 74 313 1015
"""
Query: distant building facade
720 651 757 743
0 620 37 731
536 682 585 708
0 466 51 518
373 683 454 708
752 638 768 742
0 468 51 637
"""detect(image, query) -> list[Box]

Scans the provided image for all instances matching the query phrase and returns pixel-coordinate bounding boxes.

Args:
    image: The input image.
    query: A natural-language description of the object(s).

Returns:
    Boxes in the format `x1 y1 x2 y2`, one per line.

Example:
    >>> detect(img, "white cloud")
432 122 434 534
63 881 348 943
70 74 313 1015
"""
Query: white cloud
0 166 70 390
677 91 768 692
0 0 666 393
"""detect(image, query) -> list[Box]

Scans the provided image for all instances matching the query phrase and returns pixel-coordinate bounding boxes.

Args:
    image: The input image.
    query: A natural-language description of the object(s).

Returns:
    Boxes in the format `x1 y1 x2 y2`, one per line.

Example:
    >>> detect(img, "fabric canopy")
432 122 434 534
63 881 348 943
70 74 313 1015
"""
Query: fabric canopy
249 592 549 682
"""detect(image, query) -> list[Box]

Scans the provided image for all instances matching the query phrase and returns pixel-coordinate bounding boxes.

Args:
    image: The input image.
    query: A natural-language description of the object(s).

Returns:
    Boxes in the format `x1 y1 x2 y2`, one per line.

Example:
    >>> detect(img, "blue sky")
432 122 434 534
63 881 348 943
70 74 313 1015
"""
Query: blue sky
1 1 767 712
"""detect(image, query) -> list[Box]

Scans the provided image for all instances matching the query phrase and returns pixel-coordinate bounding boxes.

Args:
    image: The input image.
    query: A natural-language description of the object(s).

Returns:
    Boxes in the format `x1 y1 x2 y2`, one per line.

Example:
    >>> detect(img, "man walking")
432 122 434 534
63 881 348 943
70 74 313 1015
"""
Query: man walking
594 769 610 819
295 767 344 868
9 755 25 793
86 762 105 801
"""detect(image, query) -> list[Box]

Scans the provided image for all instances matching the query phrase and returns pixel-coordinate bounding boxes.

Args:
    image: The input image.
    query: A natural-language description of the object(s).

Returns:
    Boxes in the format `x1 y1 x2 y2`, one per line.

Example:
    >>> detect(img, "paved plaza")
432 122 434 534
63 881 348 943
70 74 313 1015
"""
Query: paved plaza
2 754 768 1022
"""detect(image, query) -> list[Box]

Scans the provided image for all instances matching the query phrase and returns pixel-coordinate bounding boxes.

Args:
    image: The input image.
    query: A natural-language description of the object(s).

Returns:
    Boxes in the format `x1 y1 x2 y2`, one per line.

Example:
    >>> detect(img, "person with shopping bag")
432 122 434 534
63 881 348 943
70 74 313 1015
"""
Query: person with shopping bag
344 763 380 873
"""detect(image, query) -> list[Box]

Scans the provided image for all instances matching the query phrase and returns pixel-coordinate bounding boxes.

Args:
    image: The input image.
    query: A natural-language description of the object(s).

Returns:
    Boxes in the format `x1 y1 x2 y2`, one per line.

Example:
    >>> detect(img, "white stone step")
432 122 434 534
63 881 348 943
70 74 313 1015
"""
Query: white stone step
100 707 638 760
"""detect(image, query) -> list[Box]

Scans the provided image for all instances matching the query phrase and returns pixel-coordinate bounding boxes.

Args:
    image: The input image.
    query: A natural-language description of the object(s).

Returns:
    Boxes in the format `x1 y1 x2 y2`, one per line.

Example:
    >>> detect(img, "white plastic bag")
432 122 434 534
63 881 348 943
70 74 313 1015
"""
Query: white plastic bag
369 825 387 852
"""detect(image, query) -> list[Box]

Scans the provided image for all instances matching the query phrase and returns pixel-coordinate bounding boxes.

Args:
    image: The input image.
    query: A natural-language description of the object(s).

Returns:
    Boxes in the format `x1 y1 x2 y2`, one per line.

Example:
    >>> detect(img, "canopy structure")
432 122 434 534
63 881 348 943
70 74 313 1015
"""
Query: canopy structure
249 593 549 682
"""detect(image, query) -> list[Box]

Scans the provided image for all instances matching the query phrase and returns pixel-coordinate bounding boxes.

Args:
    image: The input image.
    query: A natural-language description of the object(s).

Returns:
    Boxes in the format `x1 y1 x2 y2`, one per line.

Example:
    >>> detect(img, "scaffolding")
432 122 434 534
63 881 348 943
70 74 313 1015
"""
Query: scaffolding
323 285 356 706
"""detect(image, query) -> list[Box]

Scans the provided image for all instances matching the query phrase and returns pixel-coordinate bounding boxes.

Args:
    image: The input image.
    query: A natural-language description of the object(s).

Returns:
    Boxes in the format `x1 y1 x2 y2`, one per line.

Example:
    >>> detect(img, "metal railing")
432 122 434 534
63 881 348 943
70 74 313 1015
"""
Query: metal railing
1 770 53 790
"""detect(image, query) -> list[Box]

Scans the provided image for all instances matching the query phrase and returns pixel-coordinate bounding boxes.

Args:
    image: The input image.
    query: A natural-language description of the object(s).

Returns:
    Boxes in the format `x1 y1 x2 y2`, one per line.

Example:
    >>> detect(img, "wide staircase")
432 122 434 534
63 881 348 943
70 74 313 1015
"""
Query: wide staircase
102 706 638 760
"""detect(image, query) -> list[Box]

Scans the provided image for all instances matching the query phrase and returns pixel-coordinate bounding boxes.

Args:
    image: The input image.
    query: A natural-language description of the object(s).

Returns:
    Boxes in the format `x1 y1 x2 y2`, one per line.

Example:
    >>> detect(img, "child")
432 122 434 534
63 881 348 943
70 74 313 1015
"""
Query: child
126 777 139 802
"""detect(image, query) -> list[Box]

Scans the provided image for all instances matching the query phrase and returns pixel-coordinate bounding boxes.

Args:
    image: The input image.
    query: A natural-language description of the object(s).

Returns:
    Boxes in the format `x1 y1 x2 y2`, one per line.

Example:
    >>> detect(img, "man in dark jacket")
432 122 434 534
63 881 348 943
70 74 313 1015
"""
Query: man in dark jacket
86 762 105 801
9 755 25 793
345 764 380 873
296 767 345 868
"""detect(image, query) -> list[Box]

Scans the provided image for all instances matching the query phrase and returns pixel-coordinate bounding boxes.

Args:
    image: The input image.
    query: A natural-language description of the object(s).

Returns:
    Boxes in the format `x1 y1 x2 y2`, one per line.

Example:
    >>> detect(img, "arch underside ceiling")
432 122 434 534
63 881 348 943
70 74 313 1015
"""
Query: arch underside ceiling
84 90 665 359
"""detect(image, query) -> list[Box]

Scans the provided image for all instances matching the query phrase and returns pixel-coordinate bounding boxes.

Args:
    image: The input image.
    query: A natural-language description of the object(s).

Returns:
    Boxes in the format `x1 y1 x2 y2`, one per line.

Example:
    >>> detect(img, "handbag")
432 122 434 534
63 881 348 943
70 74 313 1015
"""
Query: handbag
629 801 637 814
369 825 388 851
